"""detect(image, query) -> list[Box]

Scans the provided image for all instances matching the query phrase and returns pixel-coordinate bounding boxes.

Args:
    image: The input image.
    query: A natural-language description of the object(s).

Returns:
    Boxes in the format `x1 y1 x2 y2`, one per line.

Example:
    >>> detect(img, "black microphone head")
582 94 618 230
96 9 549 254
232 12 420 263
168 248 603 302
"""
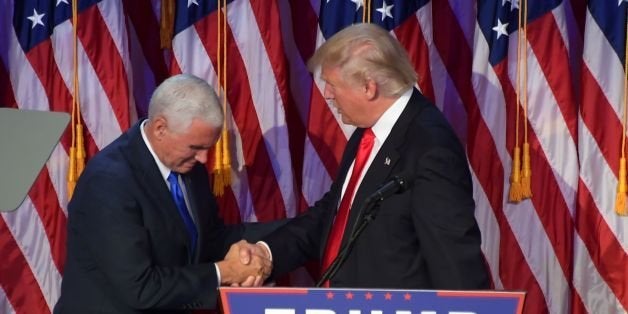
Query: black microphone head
392 172 415 193
365 171 416 204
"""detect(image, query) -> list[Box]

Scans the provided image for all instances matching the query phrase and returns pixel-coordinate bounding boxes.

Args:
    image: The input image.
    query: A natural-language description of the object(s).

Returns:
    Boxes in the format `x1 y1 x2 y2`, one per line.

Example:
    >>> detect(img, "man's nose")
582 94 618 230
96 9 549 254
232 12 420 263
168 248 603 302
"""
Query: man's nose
195 150 208 164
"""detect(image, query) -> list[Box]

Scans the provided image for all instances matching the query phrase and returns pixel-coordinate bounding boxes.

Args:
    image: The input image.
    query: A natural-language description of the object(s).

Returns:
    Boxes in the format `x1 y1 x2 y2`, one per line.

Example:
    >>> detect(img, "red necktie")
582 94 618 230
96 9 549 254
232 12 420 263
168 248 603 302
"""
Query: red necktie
321 128 375 287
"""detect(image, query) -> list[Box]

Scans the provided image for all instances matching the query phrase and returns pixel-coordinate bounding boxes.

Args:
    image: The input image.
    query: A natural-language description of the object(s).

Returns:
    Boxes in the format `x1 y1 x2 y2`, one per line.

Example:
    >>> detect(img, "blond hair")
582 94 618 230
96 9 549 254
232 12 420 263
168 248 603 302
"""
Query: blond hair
308 23 417 98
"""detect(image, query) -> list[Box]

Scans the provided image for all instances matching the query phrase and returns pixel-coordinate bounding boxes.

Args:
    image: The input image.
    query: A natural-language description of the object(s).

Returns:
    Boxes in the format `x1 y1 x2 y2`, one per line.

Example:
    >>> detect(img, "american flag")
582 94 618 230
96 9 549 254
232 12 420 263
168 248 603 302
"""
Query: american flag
0 0 626 313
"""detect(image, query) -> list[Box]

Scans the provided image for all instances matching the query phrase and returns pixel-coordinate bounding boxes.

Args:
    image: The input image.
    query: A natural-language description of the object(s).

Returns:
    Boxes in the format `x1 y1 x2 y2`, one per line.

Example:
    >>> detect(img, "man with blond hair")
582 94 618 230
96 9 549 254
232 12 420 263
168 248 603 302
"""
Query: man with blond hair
251 23 489 289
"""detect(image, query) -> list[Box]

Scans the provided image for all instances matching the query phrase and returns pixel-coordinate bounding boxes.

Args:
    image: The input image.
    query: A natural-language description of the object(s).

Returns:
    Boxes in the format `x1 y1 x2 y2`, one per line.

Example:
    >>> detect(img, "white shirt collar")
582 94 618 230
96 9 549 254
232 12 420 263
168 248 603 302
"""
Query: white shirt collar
370 88 413 143
140 119 171 182
338 88 414 206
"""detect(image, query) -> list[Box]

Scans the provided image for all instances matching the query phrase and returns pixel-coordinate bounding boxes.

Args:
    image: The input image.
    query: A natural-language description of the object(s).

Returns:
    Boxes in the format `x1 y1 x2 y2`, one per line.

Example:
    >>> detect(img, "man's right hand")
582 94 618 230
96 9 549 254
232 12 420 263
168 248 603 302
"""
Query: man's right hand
216 240 272 286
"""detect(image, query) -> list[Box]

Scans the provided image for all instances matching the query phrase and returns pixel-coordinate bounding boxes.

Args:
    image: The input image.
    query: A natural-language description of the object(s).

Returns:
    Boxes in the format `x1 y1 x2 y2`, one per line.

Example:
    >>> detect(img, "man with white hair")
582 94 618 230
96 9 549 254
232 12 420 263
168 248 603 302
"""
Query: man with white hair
55 74 272 313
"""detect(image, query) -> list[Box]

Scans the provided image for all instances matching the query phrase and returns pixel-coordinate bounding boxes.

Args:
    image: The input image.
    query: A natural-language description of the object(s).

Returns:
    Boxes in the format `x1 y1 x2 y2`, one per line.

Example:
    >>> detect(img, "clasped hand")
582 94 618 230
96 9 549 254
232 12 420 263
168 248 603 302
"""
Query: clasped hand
217 240 271 287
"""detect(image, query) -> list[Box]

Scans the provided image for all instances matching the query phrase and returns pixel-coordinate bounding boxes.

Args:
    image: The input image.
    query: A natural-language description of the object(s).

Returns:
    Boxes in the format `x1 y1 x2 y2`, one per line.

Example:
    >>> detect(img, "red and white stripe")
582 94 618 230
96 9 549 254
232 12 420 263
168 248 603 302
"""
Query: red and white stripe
578 2 628 312
1 0 627 313
1 0 146 312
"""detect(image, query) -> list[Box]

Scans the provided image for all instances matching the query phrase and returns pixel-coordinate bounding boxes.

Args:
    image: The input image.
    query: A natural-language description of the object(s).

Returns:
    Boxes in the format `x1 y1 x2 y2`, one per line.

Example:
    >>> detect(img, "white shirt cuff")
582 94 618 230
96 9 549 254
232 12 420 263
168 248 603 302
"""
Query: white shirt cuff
256 241 273 261
214 263 221 286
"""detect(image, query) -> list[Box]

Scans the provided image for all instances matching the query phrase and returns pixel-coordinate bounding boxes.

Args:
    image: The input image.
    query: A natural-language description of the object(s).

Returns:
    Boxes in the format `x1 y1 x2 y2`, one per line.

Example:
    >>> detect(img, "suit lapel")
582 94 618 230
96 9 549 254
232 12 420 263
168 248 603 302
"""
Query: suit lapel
123 122 194 258
341 89 424 249
182 173 201 262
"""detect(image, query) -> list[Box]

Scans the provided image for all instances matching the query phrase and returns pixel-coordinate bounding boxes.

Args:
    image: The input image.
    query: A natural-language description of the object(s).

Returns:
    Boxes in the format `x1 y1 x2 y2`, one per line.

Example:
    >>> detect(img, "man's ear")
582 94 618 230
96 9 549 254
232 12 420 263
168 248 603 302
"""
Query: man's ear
152 116 168 140
364 78 377 100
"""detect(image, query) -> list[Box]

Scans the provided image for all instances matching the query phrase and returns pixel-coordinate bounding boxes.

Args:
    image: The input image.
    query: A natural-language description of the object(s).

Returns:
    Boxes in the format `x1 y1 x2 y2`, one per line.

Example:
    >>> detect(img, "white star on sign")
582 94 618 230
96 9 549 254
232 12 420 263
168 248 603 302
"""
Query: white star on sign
56 0 69 6
188 0 199 8
351 0 363 11
376 1 394 21
492 18 509 39
27 8 46 29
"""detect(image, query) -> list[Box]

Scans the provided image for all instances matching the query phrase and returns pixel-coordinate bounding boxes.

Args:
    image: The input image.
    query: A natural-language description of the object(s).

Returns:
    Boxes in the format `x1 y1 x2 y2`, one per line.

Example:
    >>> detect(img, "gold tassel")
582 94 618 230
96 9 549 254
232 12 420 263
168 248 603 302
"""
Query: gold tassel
615 157 627 215
509 146 522 202
220 128 231 184
520 142 532 198
212 136 225 196
76 124 86 176
212 131 232 195
68 124 86 199
67 147 77 199
212 128 232 196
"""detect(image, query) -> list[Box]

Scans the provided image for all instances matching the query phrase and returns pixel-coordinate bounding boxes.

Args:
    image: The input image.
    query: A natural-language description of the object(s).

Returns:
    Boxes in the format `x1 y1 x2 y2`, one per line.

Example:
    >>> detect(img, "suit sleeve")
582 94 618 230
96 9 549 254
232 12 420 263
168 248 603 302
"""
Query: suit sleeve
411 146 489 289
71 171 219 310
262 187 340 276
263 130 360 277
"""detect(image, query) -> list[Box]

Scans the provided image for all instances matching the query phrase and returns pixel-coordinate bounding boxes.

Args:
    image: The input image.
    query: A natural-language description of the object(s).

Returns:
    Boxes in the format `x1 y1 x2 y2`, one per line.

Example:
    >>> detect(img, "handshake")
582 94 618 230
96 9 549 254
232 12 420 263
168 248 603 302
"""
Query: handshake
216 240 272 287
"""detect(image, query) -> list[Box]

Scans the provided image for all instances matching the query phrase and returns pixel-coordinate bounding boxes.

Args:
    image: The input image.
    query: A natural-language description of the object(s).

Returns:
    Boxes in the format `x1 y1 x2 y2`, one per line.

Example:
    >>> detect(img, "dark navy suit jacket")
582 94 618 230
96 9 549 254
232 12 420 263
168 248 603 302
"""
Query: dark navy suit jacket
55 122 271 313
265 89 490 289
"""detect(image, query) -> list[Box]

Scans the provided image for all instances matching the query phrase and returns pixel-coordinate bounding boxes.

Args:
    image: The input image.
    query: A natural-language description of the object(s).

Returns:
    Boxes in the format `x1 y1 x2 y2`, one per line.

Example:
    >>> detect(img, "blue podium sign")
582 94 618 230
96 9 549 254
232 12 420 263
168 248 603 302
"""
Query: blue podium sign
219 287 525 314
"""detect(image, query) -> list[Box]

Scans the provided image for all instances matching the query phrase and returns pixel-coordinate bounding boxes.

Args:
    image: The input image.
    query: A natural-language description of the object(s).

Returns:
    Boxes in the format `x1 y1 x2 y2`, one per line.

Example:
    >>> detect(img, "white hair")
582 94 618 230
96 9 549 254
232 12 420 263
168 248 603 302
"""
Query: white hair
148 74 223 132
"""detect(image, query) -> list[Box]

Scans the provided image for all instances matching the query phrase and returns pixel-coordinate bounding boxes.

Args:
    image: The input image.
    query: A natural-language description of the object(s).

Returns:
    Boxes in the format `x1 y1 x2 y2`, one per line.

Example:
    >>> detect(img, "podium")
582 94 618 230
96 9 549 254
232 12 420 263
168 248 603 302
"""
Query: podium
0 108 69 212
219 287 525 314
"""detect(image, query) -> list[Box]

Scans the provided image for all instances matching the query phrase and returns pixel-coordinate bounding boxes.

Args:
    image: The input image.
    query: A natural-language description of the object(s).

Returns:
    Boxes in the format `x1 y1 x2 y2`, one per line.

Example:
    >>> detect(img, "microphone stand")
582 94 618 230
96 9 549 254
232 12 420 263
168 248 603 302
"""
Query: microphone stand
315 196 385 287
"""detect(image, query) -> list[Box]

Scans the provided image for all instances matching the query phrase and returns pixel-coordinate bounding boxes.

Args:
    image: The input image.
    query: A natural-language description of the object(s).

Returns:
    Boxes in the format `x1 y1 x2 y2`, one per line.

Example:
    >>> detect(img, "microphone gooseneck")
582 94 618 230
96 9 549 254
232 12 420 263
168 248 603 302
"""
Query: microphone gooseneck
316 172 415 287
364 173 413 204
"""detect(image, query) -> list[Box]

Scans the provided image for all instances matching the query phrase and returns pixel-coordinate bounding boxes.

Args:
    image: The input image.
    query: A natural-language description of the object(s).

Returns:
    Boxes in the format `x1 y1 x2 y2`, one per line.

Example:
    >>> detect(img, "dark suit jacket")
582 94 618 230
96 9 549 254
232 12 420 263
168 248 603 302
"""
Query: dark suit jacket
54 122 271 313
265 89 489 289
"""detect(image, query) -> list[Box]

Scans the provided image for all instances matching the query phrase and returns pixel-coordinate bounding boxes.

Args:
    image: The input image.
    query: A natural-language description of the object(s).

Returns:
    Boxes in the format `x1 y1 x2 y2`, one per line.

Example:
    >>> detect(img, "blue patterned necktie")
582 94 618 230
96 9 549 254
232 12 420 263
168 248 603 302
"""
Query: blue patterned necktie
167 172 198 256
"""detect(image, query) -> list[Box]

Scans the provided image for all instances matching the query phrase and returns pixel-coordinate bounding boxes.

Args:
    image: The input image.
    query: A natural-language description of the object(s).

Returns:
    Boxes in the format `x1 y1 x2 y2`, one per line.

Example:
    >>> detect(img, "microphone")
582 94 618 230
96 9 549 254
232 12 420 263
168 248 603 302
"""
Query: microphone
316 172 415 287
364 172 414 204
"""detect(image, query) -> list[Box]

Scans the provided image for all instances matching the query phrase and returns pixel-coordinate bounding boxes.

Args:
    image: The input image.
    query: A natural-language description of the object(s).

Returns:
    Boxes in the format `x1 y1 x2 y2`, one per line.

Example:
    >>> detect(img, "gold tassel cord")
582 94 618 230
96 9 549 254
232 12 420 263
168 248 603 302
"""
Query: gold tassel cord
220 4 231 187
160 0 175 49
214 0 224 195
615 14 628 216
508 1 525 203
519 1 532 199
73 0 85 188
213 0 232 196
359 1 371 25
76 124 85 175
67 0 85 199
362 0 366 23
